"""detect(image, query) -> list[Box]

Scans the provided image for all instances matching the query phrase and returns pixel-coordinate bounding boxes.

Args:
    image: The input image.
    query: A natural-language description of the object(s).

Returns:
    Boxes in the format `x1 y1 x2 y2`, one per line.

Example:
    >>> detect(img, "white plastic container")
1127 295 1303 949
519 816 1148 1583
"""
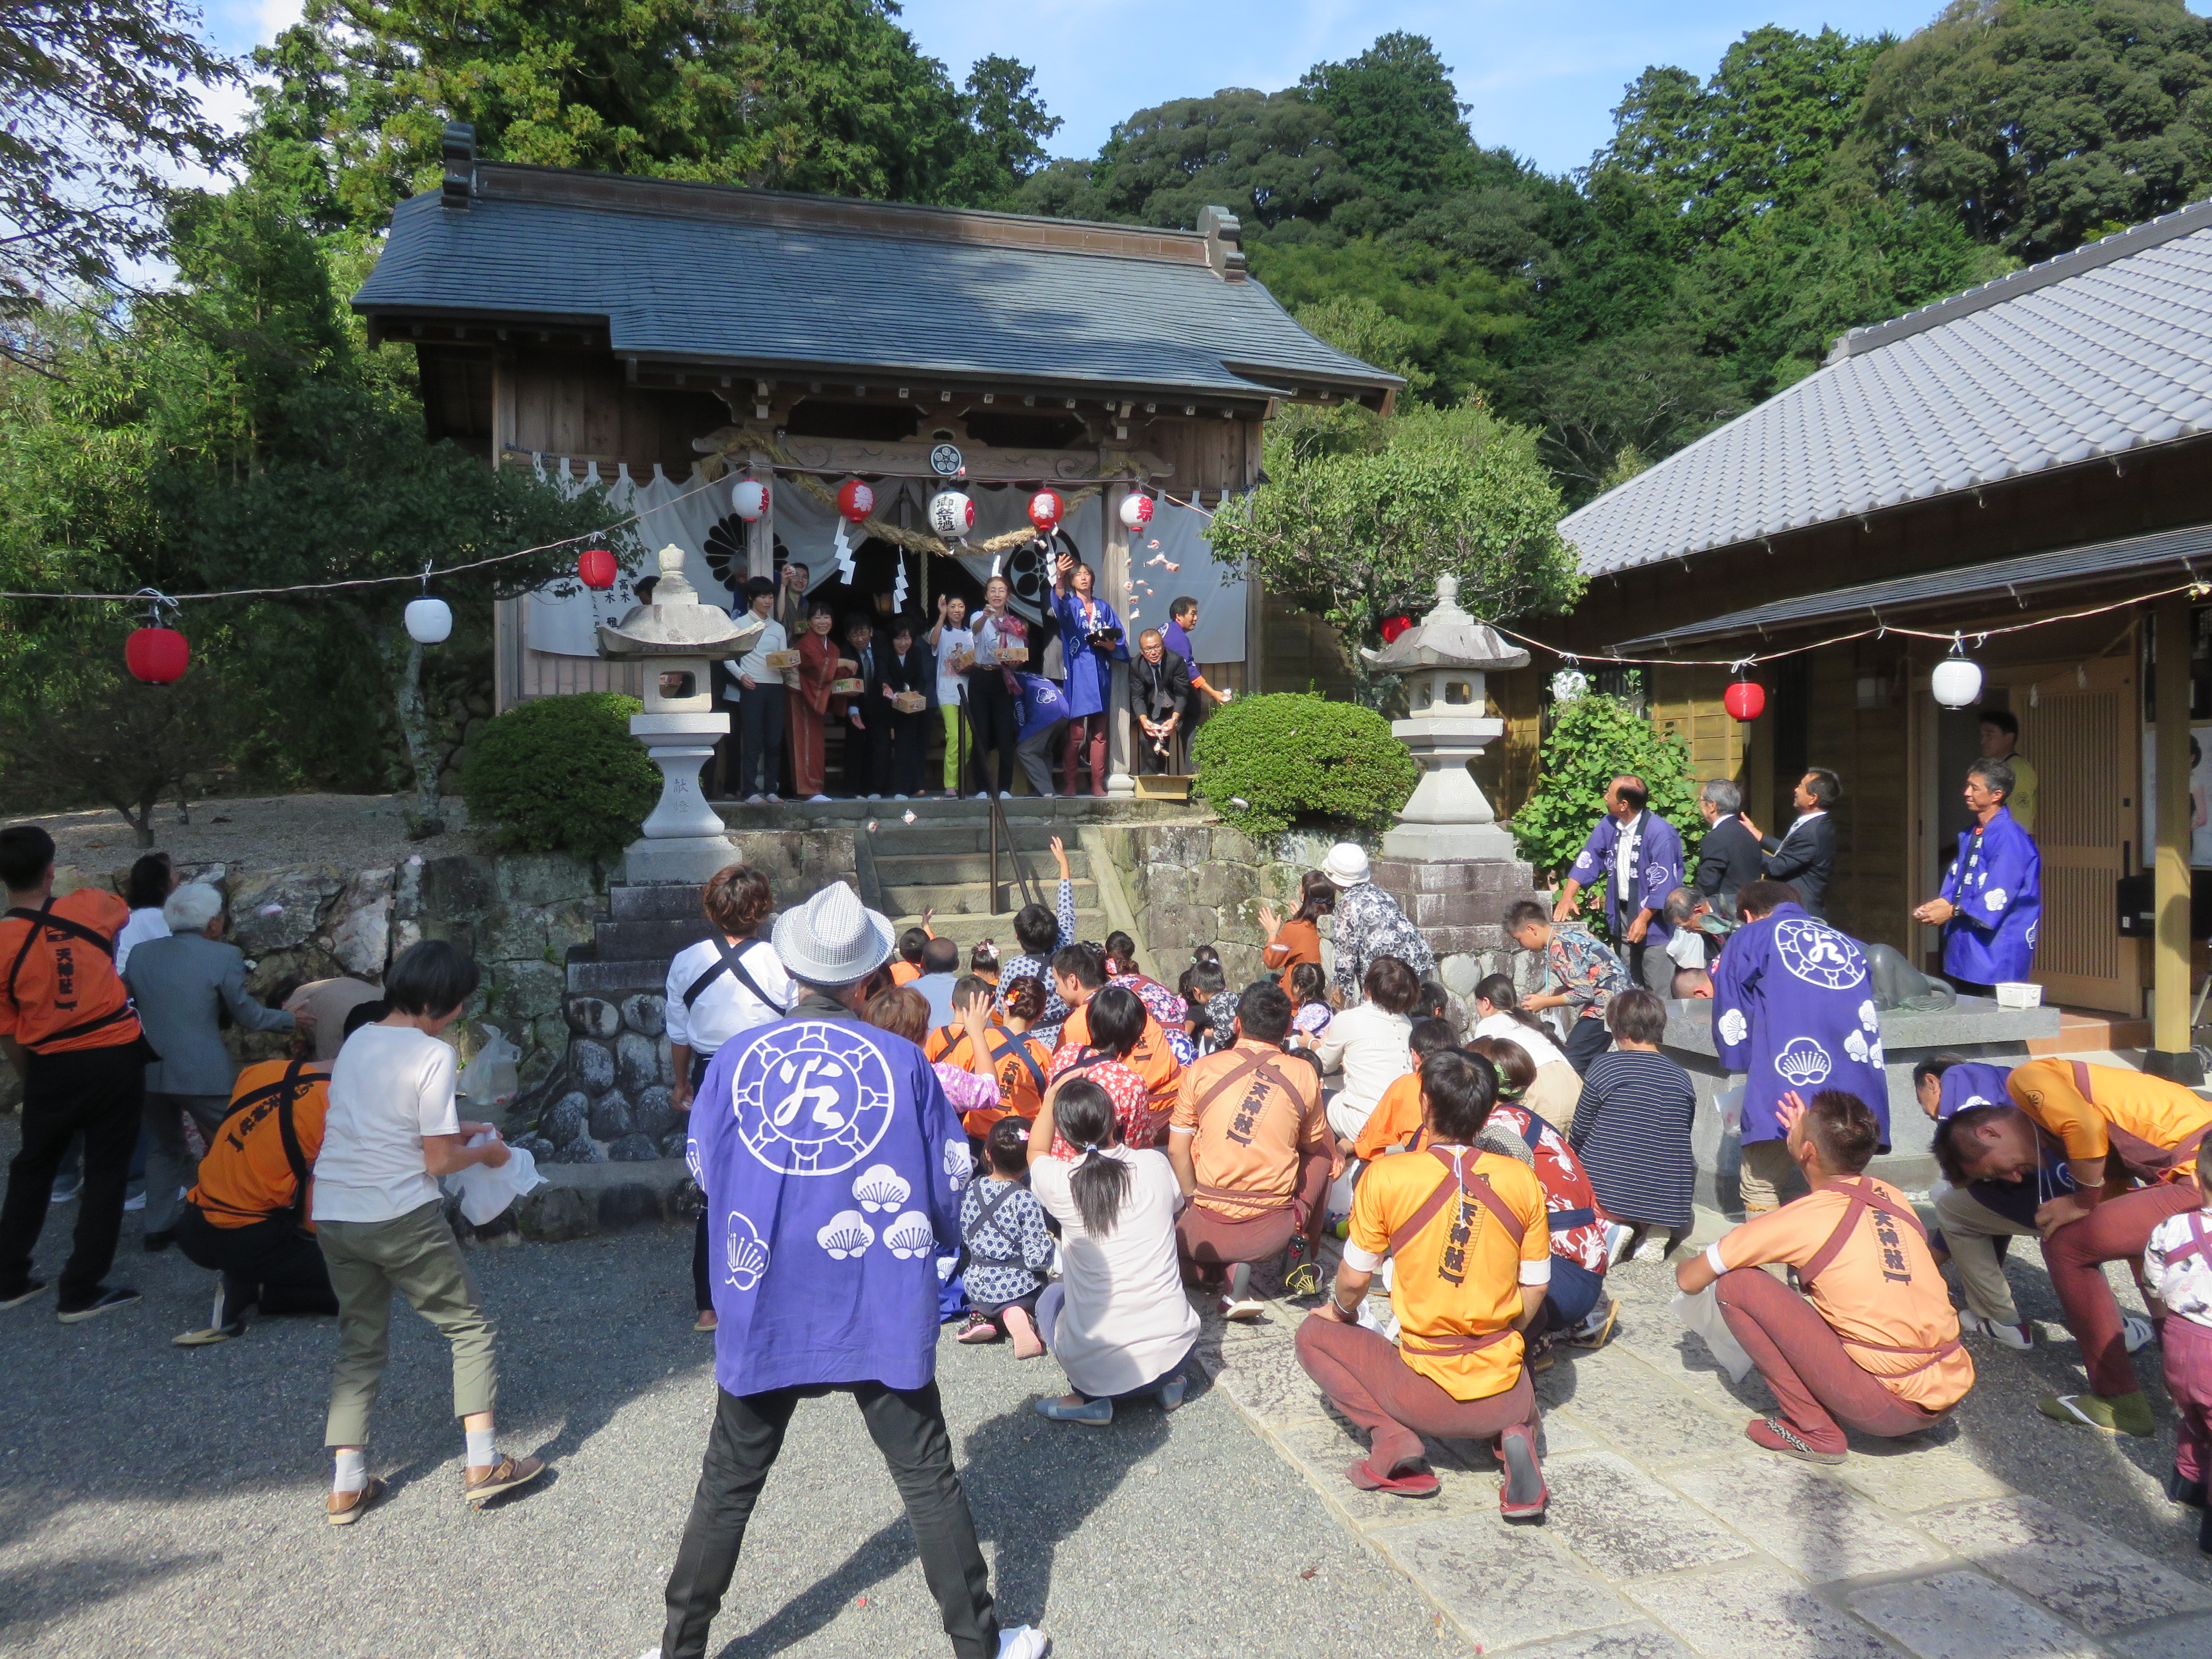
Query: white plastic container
1995 982 2044 1010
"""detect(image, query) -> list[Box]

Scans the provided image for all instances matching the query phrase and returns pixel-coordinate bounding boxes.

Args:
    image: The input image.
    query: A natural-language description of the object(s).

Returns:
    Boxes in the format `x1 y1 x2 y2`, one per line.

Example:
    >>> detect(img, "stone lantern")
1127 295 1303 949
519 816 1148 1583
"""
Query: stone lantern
597 544 762 882
1359 574 1530 861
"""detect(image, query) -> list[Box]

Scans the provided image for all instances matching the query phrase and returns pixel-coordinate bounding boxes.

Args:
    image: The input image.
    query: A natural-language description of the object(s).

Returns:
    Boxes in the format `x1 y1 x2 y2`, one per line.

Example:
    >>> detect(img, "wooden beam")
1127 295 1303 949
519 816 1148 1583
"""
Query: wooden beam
2151 595 2201 1077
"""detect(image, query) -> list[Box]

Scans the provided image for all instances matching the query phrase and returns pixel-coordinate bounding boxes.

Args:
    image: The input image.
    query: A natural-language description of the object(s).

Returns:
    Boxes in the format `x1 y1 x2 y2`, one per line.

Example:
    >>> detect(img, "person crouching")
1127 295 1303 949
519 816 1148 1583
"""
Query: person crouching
1295 1050 1551 1517
956 1116 1055 1358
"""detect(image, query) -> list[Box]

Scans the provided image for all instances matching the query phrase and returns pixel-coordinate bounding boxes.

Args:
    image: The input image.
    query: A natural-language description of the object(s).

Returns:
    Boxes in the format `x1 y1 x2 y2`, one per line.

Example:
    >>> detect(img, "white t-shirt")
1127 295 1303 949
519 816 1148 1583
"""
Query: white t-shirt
1314 1001 1413 1128
663 937 791 1055
934 626 974 704
724 615 787 696
313 1023 461 1224
1665 927 1707 974
1472 1010 1567 1071
1030 1148 1199 1397
114 907 171 975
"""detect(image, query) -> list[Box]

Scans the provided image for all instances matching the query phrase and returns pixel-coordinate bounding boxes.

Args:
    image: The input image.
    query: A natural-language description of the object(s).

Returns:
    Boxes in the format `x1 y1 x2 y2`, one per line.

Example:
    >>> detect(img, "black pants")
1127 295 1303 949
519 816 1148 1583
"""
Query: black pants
849 707 893 796
175 1205 337 1316
734 685 785 798
0 1041 145 1302
661 1380 1000 1659
964 674 1020 795
890 709 929 797
1563 1015 1611 1074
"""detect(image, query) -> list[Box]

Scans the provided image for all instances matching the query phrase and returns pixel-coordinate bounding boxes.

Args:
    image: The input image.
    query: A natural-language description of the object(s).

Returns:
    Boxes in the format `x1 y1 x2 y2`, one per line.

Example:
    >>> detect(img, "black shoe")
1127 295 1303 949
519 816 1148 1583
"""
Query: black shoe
56 1286 141 1323
2167 1465 2208 1508
143 1230 175 1253
2201 1502 2212 1557
0 1278 47 1311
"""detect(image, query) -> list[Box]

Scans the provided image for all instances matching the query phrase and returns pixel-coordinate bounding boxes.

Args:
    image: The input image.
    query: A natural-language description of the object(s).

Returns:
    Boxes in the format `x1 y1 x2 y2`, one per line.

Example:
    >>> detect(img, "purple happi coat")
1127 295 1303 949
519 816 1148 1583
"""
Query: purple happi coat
1712 903 1890 1149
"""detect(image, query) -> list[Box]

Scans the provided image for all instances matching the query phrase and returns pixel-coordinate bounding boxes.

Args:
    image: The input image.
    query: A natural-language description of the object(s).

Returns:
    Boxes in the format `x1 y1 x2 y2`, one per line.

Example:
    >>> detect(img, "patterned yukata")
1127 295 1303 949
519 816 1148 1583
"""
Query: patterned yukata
1544 921 1631 1031
1045 1047 1159 1154
1331 879 1436 1001
959 1178 1055 1312
1711 902 1890 1150
996 877 1078 1027
1111 973 1188 1033
1936 806 2041 986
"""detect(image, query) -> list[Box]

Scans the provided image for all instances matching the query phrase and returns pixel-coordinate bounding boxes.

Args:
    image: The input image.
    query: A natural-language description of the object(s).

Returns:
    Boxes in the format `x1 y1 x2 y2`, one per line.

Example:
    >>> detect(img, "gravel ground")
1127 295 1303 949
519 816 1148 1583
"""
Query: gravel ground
14 792 483 885
0 1182 1455 1659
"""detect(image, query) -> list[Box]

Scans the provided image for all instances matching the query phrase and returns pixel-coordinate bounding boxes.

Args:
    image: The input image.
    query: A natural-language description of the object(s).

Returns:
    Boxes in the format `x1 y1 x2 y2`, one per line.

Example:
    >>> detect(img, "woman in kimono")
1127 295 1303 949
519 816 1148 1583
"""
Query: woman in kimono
1051 558 1129 797
786 600 850 802
1913 758 2041 995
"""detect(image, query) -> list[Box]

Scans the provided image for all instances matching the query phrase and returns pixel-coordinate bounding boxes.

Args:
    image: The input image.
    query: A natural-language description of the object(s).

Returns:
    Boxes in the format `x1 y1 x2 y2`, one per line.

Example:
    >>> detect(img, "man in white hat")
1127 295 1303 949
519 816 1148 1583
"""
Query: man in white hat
646 881 1046 1659
1320 842 1434 1005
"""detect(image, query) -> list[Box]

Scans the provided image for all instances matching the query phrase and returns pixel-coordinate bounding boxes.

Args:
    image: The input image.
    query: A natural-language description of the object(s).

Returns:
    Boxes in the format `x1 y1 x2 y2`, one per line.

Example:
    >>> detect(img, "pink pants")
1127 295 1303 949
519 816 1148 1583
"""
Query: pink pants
2167 1314 2212 1483
1176 1152 1331 1272
1716 1268 1949 1456
2043 1183 2203 1397
1295 1315 1537 1478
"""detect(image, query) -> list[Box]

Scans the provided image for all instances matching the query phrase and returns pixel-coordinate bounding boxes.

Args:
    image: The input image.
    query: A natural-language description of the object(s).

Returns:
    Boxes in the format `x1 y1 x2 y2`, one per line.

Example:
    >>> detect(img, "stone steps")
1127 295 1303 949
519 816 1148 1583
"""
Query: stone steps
904 909 1109 950
881 877 1097 918
873 849 1081 889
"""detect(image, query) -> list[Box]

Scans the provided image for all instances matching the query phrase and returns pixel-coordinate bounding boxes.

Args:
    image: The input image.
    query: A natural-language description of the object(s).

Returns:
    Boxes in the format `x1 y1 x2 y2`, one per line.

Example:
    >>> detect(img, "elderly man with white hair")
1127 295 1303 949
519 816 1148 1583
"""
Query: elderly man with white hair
122 884 304 1252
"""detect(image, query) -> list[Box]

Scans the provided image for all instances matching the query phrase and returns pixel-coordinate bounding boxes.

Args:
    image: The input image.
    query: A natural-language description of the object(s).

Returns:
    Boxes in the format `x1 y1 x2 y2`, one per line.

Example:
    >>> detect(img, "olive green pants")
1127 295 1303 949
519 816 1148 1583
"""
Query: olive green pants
1738 1136 1810 1214
317 1199 497 1448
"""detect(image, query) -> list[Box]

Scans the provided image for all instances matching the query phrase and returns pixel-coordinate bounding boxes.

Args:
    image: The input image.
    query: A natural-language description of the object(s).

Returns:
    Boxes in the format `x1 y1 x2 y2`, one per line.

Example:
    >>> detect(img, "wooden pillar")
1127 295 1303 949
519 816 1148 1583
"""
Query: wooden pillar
1103 481 1134 794
2149 596 2202 1079
747 448 773 581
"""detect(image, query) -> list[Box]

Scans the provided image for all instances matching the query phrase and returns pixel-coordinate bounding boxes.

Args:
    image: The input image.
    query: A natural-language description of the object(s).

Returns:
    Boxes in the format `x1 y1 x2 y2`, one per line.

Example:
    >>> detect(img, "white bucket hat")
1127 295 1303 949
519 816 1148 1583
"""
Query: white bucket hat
1320 842 1370 887
770 881 895 987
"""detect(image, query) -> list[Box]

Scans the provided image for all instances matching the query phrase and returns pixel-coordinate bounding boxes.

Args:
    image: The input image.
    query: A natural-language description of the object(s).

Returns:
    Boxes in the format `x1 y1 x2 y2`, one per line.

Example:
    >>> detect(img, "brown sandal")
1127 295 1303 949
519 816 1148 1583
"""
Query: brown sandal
326 1476 387 1526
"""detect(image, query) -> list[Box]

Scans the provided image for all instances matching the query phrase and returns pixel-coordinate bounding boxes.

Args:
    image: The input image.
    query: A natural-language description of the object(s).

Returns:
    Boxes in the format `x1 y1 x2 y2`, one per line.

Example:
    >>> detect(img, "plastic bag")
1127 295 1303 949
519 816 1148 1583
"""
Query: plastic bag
1715 1083 1744 1136
456 1023 521 1107
1671 1282 1757 1384
443 1131 546 1226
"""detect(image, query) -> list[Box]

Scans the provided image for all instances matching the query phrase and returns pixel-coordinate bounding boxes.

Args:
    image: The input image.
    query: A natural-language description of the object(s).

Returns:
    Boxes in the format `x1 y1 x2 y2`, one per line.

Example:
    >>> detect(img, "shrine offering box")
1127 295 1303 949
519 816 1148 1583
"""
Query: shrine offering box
891 690 927 714
830 677 866 696
762 649 801 671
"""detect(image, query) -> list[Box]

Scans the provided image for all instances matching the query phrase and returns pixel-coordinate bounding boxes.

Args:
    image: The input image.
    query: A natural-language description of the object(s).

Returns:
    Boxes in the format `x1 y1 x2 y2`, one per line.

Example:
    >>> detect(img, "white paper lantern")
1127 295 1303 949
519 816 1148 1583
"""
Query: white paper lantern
1118 493 1154 530
731 479 769 521
929 490 974 539
405 596 453 644
1931 651 1984 710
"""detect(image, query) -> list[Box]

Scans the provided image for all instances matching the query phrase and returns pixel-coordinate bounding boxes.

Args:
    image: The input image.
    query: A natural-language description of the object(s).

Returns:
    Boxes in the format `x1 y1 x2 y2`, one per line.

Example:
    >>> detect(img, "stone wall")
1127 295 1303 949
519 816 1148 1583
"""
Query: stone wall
1097 823 1546 1029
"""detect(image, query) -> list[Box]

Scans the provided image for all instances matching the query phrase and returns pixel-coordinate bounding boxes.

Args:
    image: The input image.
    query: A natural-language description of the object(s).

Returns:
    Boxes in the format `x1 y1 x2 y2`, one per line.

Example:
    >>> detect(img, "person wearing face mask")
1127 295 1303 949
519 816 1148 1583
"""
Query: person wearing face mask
1051 554 1129 797
964 576 1027 800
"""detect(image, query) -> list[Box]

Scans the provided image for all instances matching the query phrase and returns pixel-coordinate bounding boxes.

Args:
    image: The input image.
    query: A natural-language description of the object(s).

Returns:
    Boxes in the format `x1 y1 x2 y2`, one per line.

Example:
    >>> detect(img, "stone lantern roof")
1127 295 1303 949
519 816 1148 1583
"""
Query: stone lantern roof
596 545 756 657
1358 576 1530 674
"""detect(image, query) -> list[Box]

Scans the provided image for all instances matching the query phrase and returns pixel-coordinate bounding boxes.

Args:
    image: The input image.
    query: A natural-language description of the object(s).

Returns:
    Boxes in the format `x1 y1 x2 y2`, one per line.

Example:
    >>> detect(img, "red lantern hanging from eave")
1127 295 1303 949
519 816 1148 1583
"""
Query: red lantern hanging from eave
578 547 618 590
1027 489 1065 533
836 479 876 523
1724 680 1767 721
125 625 190 685
1379 615 1413 645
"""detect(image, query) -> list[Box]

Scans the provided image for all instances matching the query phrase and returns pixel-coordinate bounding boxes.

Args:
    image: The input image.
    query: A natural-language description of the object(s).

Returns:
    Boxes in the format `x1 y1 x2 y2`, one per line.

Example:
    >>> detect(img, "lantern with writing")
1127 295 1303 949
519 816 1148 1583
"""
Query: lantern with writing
1723 679 1767 721
405 597 453 645
125 625 190 685
930 490 975 540
1118 493 1154 530
578 547 618 590
1931 646 1984 710
731 479 769 521
1027 489 1064 535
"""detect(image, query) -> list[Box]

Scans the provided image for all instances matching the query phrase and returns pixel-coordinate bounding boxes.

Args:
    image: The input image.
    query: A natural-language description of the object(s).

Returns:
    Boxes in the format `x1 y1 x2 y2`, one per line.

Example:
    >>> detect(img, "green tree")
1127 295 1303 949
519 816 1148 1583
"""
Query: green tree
1509 681 1701 905
1301 33 1470 199
0 0 233 363
1208 400 1580 703
1862 0 2212 258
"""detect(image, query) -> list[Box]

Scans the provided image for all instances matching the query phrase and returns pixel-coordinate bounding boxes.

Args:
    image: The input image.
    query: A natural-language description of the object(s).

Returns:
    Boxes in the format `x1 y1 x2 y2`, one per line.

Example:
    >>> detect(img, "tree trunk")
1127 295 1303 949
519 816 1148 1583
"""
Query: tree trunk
393 633 444 832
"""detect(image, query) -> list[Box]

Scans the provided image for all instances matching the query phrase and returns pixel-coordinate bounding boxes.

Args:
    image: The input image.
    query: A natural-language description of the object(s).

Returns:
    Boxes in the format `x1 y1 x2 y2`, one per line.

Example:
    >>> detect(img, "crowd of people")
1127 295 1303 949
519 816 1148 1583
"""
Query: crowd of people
716 556 1232 804
4 687 2210 1659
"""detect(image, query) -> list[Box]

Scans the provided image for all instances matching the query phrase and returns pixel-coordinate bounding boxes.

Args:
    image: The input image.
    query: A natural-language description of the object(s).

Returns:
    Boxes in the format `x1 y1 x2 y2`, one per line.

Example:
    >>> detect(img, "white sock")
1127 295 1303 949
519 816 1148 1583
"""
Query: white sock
332 1449 366 1494
465 1426 495 1467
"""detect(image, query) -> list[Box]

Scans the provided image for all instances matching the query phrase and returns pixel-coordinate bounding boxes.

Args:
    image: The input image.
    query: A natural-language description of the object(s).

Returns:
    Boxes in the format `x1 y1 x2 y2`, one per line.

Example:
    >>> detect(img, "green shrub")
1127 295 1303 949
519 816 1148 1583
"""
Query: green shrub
1191 693 1419 839
1510 679 1702 926
461 693 659 863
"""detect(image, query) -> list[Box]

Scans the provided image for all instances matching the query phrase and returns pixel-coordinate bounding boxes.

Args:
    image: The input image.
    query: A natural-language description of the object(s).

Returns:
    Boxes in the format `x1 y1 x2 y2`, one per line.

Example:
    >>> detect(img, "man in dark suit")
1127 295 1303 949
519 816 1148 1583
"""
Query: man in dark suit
1691 778 1764 913
842 613 893 799
1741 767 1840 919
1128 627 1192 774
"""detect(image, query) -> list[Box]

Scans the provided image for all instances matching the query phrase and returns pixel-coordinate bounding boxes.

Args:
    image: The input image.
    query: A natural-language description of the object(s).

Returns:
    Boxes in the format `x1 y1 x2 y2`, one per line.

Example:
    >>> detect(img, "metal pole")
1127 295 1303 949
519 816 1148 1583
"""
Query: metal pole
2151 597 2201 1079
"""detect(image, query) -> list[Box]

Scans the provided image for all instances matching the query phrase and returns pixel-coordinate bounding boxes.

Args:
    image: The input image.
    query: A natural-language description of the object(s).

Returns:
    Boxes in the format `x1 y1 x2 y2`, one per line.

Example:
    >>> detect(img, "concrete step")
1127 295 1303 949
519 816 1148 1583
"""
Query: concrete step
565 949 665 999
594 916 713 960
905 909 1108 950
872 850 1082 887
716 796 1198 831
863 829 1070 862
882 878 1097 918
608 885 701 923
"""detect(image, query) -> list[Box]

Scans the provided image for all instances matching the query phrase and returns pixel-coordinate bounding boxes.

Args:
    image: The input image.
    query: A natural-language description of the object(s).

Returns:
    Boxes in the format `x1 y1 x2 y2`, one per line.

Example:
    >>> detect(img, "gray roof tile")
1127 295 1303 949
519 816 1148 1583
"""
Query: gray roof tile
1563 200 2212 574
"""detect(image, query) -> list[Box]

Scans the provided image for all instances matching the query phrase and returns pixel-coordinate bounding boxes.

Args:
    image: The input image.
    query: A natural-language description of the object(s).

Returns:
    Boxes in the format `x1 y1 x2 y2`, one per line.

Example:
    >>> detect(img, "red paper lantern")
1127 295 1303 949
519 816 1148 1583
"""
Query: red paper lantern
125 625 190 685
836 479 876 523
578 548 618 590
1724 680 1767 721
1027 489 1065 532
1380 615 1413 644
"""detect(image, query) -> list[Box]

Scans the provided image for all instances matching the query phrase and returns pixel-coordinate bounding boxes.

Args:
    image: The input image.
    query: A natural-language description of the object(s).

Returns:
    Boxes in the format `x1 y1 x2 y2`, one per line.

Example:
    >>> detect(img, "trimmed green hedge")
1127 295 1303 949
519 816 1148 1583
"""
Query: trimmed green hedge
460 692 659 863
1191 692 1418 839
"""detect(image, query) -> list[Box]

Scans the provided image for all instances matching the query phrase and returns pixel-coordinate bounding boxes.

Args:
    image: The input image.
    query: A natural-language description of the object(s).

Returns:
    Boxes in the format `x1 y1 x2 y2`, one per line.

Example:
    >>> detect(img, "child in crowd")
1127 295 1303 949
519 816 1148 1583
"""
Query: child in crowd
1415 980 1453 1024
866 987 1002 1132
1288 962 1333 1045
1351 1018 1459 1163
1570 989 1697 1263
956 1117 1055 1358
2145 1154 2212 1552
970 940 1000 991
1179 957 1236 1055
890 926 928 987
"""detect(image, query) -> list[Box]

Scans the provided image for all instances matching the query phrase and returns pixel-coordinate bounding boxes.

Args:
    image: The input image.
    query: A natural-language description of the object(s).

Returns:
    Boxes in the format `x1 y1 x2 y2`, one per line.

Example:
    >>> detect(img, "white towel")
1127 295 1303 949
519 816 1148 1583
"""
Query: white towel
1671 1283 1757 1384
443 1132 547 1226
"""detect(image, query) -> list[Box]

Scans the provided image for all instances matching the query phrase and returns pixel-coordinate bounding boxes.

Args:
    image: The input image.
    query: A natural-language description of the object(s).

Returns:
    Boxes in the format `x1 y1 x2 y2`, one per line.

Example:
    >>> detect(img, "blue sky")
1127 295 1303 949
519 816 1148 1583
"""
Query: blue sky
199 1 1954 177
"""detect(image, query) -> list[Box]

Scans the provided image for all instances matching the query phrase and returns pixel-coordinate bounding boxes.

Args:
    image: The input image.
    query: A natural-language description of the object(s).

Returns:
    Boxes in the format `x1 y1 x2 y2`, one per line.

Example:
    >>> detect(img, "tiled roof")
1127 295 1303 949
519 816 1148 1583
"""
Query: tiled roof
1559 199 2212 576
353 165 1399 403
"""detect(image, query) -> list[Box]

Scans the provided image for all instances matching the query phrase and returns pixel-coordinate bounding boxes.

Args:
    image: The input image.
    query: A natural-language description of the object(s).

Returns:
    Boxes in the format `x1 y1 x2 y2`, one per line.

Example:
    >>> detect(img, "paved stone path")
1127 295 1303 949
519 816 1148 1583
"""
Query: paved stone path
1202 1238 2212 1659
